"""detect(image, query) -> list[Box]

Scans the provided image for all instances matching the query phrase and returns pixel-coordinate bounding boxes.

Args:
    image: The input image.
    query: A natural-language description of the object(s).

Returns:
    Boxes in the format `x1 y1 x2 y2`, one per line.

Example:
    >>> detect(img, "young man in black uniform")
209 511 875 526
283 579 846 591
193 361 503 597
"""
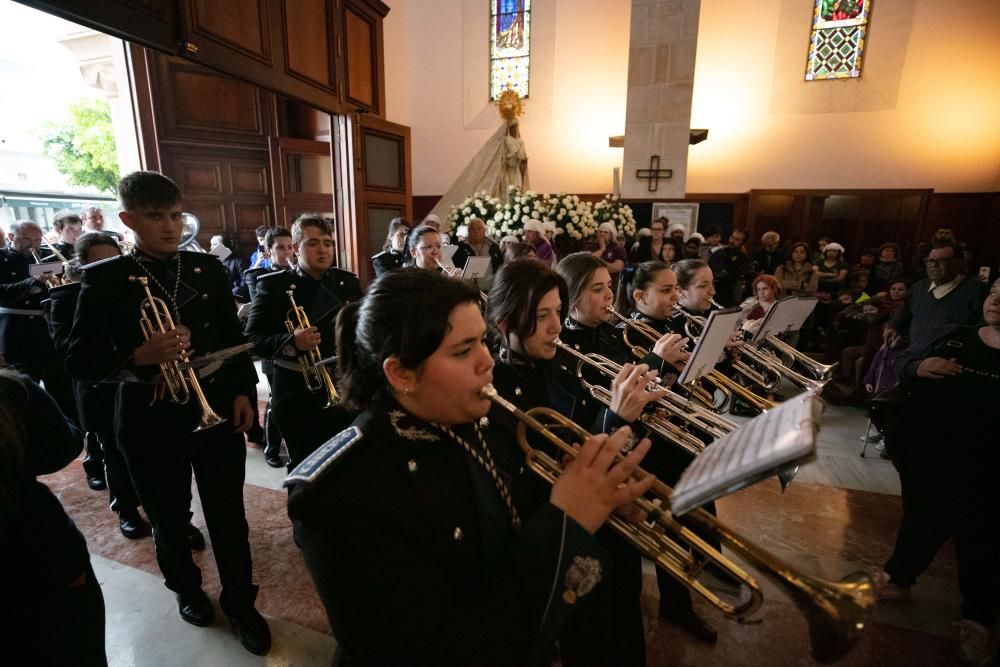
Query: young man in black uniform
46 211 84 261
243 226 294 467
65 171 270 655
246 215 362 469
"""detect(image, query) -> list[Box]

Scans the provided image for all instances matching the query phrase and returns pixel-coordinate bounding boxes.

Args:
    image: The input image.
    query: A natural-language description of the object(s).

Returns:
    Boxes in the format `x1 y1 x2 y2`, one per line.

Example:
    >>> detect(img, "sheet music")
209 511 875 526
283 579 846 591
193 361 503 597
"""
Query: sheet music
30 260 64 277
676 308 742 385
462 256 491 279
439 244 458 268
670 392 823 515
753 297 818 342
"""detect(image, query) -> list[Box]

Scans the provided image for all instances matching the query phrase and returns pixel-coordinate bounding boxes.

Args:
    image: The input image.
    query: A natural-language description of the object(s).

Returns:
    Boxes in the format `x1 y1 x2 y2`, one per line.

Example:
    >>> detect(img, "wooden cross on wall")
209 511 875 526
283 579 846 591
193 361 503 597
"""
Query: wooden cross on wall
636 155 673 192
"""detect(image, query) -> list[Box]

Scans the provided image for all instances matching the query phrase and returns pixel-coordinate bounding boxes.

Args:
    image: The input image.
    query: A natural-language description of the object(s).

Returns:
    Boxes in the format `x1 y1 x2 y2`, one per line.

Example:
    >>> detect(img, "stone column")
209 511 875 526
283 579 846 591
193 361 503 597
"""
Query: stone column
621 0 700 199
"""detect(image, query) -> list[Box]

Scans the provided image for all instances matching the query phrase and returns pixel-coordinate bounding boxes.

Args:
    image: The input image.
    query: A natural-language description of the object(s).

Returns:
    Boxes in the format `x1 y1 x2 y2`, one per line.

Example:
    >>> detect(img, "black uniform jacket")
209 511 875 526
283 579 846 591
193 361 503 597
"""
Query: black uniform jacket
0 248 53 367
245 264 362 389
370 248 406 278
0 374 87 591
64 250 258 421
286 399 611 666
45 282 115 433
243 264 288 303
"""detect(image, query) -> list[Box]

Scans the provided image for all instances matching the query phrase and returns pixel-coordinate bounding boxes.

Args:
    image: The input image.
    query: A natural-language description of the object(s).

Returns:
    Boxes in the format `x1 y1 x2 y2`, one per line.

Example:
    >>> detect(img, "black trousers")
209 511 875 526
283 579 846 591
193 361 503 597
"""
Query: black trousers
884 447 1000 626
95 429 141 512
260 367 283 459
116 384 257 615
272 369 354 470
10 560 107 667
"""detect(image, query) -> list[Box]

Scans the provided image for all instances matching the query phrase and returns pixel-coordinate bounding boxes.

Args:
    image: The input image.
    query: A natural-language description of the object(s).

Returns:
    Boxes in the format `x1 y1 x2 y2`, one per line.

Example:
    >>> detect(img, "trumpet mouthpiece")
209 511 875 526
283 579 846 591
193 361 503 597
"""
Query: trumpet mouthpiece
479 384 498 400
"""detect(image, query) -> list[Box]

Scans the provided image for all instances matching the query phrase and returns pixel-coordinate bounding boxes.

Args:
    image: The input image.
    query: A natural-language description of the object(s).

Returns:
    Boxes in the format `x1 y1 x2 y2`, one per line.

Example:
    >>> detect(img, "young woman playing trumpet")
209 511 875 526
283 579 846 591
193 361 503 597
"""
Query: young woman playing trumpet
287 268 656 666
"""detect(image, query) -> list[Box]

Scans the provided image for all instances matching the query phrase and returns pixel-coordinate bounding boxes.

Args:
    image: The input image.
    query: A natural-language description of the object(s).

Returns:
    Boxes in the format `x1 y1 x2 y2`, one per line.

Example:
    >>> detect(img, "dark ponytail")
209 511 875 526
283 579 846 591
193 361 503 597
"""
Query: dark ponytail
486 259 568 354
614 260 669 315
555 252 606 312
335 269 479 411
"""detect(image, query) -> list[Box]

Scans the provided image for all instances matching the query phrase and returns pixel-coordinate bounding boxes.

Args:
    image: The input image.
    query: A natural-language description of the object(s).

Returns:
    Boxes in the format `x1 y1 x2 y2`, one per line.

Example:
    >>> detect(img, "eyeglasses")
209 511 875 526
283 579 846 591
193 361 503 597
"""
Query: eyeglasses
924 257 954 266
418 244 442 252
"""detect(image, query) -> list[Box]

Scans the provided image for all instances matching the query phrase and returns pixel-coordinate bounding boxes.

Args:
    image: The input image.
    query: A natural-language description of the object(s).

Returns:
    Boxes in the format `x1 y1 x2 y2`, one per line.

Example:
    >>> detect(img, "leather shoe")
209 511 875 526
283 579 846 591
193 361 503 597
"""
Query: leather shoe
178 592 214 627
86 472 107 491
118 508 150 539
264 454 285 469
660 608 718 645
230 608 271 655
187 523 206 551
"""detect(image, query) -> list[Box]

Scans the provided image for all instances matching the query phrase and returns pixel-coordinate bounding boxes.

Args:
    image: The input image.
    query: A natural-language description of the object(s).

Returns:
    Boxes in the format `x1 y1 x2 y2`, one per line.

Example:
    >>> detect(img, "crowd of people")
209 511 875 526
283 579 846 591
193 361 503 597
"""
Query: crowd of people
0 174 997 666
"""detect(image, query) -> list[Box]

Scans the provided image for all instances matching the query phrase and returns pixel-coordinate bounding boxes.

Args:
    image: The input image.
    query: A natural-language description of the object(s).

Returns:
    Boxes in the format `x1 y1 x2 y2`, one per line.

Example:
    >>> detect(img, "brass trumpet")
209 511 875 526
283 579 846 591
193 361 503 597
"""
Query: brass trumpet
285 290 339 408
132 276 225 431
555 340 737 453
482 384 875 663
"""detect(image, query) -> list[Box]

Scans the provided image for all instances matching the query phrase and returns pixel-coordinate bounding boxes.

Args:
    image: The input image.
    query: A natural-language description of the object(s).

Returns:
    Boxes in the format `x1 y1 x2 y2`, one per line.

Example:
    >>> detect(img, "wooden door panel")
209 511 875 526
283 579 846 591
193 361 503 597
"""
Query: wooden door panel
187 0 271 63
231 164 270 196
344 7 375 110
283 0 337 91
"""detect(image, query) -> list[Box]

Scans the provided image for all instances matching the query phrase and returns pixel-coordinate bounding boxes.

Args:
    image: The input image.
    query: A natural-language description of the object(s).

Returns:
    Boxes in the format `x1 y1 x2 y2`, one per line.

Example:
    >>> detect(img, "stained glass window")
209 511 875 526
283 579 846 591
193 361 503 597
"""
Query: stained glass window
490 0 531 100
805 0 872 81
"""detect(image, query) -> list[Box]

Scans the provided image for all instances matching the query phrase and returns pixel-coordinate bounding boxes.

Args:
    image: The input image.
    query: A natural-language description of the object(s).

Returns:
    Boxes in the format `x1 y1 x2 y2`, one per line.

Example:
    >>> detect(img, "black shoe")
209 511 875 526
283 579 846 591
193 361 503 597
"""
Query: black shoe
660 609 718 645
86 471 107 491
230 608 271 655
118 508 150 539
264 454 285 468
187 523 206 551
178 592 214 627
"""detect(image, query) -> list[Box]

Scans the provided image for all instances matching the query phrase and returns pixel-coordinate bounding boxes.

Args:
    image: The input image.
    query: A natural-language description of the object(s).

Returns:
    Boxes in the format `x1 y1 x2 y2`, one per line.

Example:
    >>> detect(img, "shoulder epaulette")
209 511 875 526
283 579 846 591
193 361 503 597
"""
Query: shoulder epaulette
371 250 388 260
258 269 292 283
328 266 360 280
283 426 363 487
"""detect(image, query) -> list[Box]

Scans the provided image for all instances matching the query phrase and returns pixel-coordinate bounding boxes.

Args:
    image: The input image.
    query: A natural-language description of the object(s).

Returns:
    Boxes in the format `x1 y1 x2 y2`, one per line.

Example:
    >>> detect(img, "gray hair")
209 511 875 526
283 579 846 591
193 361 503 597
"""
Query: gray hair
10 220 42 237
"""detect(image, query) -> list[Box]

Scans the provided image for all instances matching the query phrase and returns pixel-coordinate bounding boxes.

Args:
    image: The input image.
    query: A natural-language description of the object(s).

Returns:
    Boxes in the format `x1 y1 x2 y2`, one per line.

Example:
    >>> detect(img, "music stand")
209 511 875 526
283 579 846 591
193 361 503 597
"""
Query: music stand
670 392 823 515
752 296 818 344
677 308 743 386
462 256 491 280
439 244 458 269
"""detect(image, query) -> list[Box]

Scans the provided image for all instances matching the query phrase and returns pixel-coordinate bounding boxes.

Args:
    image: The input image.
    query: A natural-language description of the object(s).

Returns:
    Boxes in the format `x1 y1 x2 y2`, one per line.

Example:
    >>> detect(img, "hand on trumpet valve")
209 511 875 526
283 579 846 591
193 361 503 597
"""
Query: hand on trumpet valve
134 328 192 366
725 332 743 350
293 325 322 352
653 333 690 366
549 426 656 534
609 363 664 423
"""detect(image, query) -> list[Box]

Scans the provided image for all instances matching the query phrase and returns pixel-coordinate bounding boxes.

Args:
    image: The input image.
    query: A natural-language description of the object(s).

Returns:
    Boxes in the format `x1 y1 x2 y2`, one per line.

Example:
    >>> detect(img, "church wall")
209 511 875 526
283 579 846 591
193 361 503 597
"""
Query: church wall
383 0 633 197
385 0 1000 198
687 0 1000 194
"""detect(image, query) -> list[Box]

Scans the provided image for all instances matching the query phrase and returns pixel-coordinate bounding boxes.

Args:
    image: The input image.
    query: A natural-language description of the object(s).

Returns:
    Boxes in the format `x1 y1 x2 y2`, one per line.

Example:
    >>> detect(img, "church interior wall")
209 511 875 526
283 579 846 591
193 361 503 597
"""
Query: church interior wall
385 0 1000 200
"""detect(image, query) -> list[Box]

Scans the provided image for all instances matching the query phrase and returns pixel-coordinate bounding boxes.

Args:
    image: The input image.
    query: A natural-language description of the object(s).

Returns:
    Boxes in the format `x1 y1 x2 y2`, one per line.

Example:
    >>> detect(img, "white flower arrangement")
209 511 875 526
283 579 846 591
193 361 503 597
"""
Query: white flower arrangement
447 190 503 234
542 192 597 241
592 194 637 242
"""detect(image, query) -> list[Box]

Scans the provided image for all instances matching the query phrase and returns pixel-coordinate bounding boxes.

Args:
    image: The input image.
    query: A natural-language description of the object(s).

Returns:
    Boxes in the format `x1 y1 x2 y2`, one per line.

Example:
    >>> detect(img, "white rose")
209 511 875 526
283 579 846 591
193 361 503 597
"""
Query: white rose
521 215 529 223
493 212 503 221
522 206 530 213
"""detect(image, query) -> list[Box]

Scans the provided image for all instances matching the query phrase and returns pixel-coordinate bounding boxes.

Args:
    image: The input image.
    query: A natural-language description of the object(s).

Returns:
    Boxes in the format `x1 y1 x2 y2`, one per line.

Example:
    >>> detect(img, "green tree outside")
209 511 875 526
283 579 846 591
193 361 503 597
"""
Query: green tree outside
42 97 119 193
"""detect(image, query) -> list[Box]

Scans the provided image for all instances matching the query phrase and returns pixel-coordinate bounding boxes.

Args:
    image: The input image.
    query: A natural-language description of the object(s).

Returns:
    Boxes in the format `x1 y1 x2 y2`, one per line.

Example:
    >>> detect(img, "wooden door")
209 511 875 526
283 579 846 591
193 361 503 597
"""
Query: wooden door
346 114 411 286
268 136 337 244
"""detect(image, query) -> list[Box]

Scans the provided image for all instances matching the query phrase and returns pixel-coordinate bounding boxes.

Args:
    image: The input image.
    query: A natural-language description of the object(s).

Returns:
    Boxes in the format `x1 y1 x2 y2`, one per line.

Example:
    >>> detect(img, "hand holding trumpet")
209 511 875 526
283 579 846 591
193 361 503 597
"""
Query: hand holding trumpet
134 326 192 366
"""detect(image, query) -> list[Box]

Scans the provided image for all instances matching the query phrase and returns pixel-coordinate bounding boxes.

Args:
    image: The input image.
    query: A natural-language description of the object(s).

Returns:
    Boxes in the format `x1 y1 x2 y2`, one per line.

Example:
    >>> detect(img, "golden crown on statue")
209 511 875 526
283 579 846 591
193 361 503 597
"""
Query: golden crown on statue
496 83 524 123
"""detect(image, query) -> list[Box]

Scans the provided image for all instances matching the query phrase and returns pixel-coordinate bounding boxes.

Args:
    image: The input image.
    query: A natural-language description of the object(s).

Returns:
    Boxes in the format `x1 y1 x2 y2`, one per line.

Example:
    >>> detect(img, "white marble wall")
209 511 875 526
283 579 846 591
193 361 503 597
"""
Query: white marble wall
621 0 700 199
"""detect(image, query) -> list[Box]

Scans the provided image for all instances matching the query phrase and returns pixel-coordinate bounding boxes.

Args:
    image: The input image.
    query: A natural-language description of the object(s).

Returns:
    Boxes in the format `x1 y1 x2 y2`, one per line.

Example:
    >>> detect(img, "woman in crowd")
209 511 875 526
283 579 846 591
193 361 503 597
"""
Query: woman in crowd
632 217 681 265
1 370 106 665
876 279 1000 667
815 242 849 297
740 274 782 339
683 237 702 260
287 268 655 666
872 242 905 294
775 242 819 297
371 217 410 277
585 223 628 290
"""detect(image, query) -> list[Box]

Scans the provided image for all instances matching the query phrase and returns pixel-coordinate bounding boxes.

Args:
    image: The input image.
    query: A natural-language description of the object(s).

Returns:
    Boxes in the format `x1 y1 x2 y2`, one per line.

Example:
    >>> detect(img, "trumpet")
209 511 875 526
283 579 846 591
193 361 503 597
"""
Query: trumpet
482 384 875 663
555 339 737 452
29 248 69 287
132 276 225 431
737 297 837 382
285 290 339 408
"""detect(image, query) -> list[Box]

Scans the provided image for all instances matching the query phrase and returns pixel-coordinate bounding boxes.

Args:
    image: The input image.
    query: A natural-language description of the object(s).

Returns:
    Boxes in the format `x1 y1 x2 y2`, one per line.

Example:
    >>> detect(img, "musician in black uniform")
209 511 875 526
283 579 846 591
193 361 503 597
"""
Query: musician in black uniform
370 216 410 277
46 210 84 261
487 259 670 666
45 233 150 539
65 171 270 655
246 214 362 470
242 226 294 467
286 268 655 666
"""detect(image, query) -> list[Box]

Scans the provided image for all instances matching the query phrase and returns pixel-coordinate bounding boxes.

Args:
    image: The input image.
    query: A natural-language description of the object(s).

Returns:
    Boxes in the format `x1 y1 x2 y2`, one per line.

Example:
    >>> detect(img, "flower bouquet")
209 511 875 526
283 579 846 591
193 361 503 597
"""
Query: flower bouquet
447 191 503 235
592 194 637 244
486 186 547 239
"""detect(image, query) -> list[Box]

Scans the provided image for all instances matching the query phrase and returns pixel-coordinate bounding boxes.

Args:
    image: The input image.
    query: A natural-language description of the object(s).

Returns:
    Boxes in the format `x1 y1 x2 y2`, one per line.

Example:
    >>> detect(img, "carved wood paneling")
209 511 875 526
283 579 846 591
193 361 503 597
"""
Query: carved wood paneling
175 160 223 194
231 164 270 196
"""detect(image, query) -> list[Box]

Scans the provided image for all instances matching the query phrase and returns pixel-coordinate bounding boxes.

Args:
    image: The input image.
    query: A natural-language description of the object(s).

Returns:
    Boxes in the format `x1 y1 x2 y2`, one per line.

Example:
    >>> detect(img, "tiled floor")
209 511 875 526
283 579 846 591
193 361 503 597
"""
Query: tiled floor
38 376 988 666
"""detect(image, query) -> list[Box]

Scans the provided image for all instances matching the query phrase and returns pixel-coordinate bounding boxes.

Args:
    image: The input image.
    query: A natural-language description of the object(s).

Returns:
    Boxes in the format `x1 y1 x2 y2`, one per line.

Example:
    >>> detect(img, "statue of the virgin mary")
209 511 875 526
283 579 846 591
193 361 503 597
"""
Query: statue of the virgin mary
428 87 530 223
